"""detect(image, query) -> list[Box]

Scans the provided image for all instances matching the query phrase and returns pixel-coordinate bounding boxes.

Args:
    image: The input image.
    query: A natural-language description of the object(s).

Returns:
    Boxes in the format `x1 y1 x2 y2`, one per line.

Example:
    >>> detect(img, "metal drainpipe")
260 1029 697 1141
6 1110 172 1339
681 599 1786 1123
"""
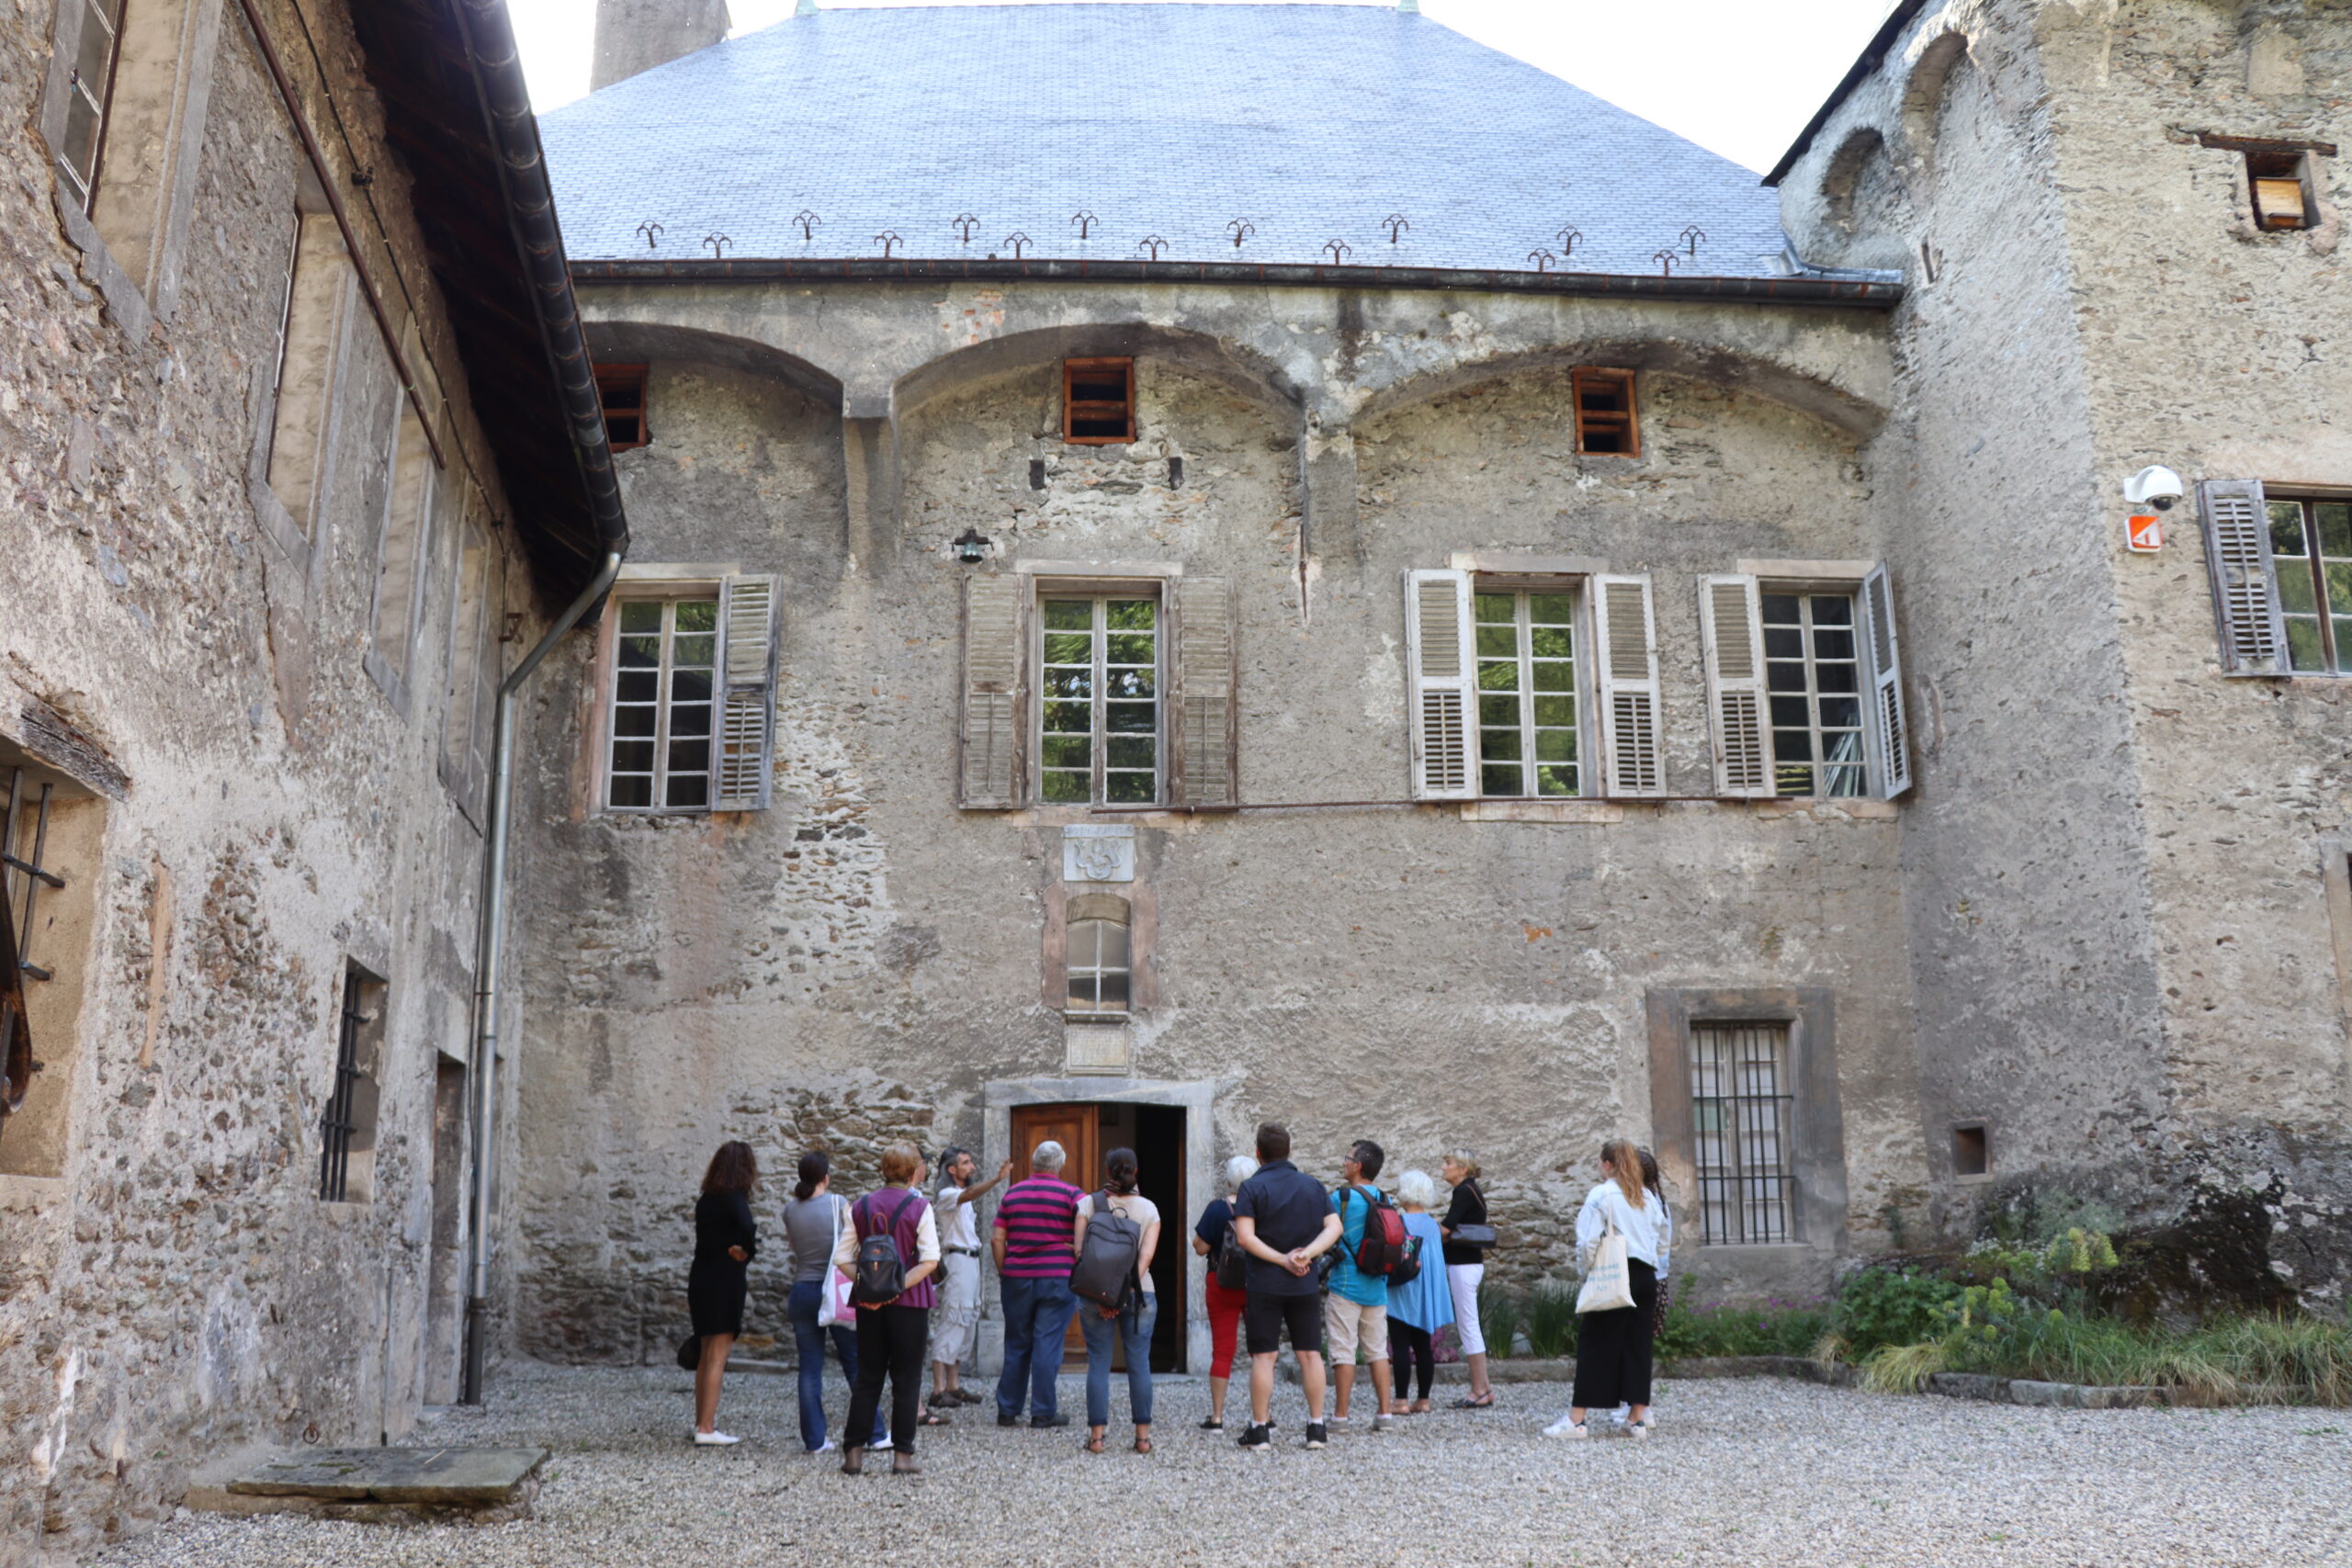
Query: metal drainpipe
461 549 622 1405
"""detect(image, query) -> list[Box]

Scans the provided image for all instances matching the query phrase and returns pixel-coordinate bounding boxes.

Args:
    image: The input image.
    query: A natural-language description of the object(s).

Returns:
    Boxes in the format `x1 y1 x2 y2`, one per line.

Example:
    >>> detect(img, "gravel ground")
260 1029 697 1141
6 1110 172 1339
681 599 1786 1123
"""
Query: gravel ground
97 1360 2351 1568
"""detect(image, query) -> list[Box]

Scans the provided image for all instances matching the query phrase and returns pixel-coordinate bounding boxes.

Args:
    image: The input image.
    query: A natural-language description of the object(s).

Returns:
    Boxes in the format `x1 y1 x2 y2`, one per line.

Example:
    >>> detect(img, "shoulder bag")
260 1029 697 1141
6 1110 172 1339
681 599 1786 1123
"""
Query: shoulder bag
1575 1210 1635 1314
817 1194 856 1326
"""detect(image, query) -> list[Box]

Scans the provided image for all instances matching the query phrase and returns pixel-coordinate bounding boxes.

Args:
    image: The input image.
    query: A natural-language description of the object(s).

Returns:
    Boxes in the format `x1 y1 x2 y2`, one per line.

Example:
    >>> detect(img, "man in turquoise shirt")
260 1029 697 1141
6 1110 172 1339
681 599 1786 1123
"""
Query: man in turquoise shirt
1325 1139 1396 1430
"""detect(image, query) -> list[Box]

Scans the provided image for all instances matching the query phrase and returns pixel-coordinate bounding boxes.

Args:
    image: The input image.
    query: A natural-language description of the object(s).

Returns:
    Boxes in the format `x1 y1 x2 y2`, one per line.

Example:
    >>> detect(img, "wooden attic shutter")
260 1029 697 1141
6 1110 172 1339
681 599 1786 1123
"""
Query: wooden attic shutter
2198 479 2288 677
1174 576 1238 808
1859 563 1912 799
713 573 779 811
1405 569 1476 800
1591 574 1667 797
959 573 1024 807
1700 574 1773 798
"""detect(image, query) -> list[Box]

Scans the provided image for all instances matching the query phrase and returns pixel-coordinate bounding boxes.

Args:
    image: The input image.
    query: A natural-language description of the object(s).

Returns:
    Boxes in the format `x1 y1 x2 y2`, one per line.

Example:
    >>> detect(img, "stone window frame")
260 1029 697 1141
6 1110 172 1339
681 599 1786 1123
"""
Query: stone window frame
1467 574 1597 801
361 328 446 718
1035 587 1166 807
2322 836 2352 1030
1645 985 1848 1262
436 492 504 824
1062 356 1135 445
1042 883 1158 1020
1950 1119 1994 1185
247 200 361 584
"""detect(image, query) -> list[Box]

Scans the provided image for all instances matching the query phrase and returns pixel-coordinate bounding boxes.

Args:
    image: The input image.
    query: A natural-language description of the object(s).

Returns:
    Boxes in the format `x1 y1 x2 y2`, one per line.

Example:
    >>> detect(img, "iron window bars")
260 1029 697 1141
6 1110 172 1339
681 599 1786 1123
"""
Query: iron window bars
55 0 125 215
1690 1021 1797 1245
319 964 367 1201
1 768 62 1134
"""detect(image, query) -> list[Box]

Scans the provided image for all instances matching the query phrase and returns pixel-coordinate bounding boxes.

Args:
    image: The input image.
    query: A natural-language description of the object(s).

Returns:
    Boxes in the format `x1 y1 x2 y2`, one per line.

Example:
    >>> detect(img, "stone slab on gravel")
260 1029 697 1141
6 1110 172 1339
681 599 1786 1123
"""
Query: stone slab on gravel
98 1360 2352 1568
222 1448 548 1504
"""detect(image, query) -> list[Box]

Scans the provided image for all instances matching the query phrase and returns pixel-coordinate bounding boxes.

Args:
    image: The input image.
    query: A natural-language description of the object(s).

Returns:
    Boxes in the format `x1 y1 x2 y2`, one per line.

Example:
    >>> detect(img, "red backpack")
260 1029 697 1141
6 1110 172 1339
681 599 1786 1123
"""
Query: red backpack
1343 1187 1415 1279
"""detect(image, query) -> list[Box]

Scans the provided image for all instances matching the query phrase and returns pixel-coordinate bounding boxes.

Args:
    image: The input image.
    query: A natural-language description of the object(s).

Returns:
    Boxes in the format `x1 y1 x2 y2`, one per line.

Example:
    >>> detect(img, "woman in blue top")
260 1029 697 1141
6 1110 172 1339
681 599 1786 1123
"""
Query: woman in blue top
1387 1170 1455 1414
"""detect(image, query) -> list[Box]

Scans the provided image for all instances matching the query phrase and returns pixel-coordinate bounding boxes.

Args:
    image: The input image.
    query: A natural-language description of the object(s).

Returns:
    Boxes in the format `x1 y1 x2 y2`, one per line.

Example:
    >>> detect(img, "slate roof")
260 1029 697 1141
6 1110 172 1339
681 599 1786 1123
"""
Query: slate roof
541 3 1795 280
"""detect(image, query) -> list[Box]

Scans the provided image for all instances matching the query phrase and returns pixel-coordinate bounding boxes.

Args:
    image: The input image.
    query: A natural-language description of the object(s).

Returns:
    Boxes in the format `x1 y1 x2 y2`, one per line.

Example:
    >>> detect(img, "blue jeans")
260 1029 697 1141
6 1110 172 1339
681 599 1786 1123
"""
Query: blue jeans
995 1273 1079 1420
1080 1292 1158 1429
787 1280 886 1450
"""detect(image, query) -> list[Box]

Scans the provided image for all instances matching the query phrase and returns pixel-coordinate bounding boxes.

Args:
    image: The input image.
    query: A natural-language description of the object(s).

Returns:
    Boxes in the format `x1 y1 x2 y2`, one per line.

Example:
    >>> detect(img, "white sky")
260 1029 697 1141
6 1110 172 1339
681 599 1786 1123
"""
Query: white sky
508 0 1903 176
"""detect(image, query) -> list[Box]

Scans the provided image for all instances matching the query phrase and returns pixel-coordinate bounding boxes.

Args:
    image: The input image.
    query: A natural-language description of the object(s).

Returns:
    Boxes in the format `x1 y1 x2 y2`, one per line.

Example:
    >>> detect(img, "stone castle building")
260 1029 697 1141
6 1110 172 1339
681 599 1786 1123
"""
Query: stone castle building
0 0 2346 1553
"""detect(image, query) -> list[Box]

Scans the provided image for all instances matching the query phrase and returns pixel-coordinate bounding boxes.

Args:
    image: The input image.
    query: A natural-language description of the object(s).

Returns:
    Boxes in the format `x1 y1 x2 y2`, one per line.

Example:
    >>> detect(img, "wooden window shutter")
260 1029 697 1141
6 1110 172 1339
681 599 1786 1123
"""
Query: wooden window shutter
1591 573 1667 797
1859 564 1912 799
1404 569 1476 801
713 573 780 811
959 573 1024 807
1699 573 1773 798
1173 576 1238 808
2197 479 2287 677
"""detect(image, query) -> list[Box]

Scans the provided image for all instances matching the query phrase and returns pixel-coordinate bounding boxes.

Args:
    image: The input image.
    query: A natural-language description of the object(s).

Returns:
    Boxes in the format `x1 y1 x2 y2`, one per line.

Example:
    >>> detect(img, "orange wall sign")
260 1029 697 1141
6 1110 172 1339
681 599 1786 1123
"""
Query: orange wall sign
2127 513 2164 553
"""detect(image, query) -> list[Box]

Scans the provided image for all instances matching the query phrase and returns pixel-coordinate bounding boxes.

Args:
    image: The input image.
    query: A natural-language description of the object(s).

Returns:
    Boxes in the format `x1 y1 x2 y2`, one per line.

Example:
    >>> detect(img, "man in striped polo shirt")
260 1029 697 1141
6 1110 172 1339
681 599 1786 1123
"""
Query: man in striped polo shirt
991 1140 1083 1427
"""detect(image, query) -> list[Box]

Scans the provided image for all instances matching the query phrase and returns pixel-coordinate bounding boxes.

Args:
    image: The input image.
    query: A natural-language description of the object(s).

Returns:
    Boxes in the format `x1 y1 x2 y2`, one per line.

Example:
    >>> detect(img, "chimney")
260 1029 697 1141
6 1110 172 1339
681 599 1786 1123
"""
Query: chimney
591 0 731 91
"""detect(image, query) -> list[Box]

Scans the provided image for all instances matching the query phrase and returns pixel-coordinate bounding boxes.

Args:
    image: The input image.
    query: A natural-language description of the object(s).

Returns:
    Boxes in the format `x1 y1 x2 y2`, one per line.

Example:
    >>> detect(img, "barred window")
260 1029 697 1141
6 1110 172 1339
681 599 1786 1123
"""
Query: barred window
55 0 124 214
608 598 718 811
320 963 384 1204
1 768 64 1140
1690 1021 1795 1245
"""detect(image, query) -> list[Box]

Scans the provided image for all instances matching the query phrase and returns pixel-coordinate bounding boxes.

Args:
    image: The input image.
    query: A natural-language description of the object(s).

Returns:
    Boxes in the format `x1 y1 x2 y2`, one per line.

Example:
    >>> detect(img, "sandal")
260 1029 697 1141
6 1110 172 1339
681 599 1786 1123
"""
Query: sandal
917 1410 950 1427
1133 1435 1153 1455
1083 1433 1106 1454
1452 1393 1496 1409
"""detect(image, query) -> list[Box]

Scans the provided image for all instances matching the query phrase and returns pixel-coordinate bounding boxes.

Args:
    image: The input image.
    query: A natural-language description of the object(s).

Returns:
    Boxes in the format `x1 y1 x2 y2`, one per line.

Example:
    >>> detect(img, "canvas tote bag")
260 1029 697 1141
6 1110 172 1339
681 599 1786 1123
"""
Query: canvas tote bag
817 1193 857 1326
1576 1210 1635 1314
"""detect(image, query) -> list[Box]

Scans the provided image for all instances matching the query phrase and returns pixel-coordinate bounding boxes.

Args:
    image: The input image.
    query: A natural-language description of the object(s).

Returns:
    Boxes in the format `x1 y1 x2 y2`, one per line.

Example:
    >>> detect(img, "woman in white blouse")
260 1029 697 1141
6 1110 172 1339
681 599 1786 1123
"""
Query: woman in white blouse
1545 1139 1668 1439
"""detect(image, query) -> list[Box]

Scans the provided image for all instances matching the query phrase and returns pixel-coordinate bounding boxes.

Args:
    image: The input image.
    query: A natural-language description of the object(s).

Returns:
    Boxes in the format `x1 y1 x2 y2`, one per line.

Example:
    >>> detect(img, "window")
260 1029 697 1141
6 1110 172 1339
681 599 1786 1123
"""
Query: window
439 505 503 815
1689 1021 1795 1245
1762 592 1868 797
259 212 355 541
2268 497 2352 673
1952 1122 1991 1180
2247 151 2316 231
366 408 436 706
54 0 125 215
1038 595 1159 804
0 768 64 1143
1064 895 1131 1019
595 363 650 450
1064 357 1134 444
1474 588 1584 797
608 598 718 810
320 964 383 1203
1571 367 1639 457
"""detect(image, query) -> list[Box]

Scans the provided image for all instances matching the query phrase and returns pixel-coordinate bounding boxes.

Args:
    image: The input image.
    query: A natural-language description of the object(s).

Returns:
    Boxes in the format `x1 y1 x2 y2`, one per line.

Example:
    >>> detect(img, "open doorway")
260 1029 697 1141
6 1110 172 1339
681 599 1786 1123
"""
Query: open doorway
1008 1100 1187 1372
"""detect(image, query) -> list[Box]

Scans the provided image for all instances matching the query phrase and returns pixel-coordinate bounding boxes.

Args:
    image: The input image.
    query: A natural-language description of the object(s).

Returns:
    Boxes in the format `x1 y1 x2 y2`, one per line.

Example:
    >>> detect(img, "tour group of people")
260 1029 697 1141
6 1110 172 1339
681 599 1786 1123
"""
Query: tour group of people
683 1124 1670 1471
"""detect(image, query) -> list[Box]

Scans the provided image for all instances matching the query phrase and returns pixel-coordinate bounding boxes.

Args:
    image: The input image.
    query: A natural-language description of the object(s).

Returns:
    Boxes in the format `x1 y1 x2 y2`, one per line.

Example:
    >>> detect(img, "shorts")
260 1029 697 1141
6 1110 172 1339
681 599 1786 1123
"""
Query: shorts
1323 1294 1389 1362
1244 1291 1326 1358
931 1252 981 1365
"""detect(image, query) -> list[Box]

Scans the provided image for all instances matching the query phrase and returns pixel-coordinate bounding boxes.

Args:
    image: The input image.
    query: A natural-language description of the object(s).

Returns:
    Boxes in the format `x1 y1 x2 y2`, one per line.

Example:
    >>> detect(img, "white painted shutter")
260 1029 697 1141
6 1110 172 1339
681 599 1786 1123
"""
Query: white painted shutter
1699 573 1773 799
1859 563 1912 799
959 573 1023 808
713 573 778 811
2197 479 2287 676
1174 576 1238 808
1404 569 1476 801
1591 573 1666 797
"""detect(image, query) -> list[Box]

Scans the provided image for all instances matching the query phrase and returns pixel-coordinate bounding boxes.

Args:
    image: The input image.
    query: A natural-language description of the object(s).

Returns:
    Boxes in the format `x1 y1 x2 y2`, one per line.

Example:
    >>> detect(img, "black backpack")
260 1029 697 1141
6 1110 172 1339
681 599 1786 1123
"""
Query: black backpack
1213 1205 1249 1291
852 1190 920 1303
1070 1190 1145 1309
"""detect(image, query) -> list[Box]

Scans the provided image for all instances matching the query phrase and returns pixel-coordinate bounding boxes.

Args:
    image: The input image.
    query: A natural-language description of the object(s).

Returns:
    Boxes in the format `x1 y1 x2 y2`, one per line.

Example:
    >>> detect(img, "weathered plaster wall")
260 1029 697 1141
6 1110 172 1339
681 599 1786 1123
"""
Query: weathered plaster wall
0 0 541 1556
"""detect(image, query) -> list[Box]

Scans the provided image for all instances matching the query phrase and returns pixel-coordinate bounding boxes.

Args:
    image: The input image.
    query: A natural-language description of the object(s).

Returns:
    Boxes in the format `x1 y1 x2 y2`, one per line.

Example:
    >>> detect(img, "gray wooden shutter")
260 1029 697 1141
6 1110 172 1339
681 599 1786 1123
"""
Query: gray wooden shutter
1859 563 1912 799
713 573 779 811
2198 479 2287 676
1174 576 1238 808
1699 573 1773 799
959 573 1023 808
1405 569 1476 801
1591 573 1666 797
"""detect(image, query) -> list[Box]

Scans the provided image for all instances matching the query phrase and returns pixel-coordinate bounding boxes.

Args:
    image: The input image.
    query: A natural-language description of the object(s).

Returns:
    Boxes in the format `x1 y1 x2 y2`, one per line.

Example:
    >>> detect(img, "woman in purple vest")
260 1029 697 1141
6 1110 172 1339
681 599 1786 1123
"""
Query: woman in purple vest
831 1141 943 1474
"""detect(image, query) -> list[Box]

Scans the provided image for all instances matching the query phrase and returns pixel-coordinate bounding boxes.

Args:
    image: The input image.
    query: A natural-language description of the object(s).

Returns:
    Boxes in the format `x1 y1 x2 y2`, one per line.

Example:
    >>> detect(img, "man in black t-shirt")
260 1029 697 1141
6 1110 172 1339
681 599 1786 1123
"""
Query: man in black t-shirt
1230 1122 1342 1451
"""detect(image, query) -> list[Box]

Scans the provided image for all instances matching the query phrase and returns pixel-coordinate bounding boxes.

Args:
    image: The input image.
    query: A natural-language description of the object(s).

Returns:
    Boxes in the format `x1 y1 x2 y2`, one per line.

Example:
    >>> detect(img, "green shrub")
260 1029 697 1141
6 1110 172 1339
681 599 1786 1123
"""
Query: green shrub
1525 1280 1580 1359
1478 1280 1525 1358
1656 1295 1830 1359
1834 1265 1963 1358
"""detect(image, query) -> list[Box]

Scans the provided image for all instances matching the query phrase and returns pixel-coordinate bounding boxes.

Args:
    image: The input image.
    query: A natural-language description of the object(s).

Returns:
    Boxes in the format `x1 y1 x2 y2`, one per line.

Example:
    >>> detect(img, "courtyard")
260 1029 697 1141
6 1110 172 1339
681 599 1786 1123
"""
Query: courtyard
97 1362 2351 1567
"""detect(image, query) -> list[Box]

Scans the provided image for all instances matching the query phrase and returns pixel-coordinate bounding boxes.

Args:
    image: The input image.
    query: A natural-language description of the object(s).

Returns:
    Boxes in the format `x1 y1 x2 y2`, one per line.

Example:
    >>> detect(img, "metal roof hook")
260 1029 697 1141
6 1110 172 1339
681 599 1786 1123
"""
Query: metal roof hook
1555 224 1581 257
1005 231 1032 258
1382 213 1409 243
1679 224 1707 256
1226 219 1256 249
1652 248 1679 276
951 212 979 243
792 210 820 243
1526 248 1556 273
1070 211 1097 241
703 233 730 258
875 231 902 258
636 220 663 250
1322 238 1351 265
1138 235 1169 260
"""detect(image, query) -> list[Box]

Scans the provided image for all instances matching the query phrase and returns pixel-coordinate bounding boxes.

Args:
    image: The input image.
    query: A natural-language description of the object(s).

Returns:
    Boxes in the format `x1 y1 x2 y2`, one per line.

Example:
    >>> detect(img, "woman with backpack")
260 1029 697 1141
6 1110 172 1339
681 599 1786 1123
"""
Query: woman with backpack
831 1142 943 1474
781 1151 886 1455
1386 1169 1455 1415
686 1141 759 1447
1190 1154 1257 1430
1440 1149 1497 1409
1071 1147 1161 1454
1544 1138 1667 1440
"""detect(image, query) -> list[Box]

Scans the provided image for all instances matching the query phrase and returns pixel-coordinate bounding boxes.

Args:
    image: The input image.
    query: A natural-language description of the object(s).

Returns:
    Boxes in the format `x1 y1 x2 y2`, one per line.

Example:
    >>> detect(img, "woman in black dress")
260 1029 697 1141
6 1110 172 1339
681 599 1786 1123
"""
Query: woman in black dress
689 1141 759 1445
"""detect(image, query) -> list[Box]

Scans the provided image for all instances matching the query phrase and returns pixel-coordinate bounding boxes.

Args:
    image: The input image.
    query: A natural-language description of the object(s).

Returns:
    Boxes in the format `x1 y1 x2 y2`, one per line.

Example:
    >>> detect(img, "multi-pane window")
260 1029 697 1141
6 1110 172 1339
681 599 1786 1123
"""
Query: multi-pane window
56 0 125 214
608 598 718 810
1763 592 1866 797
1038 597 1159 804
1066 918 1131 1017
1474 589 1582 796
1690 1022 1795 1245
2268 498 2352 673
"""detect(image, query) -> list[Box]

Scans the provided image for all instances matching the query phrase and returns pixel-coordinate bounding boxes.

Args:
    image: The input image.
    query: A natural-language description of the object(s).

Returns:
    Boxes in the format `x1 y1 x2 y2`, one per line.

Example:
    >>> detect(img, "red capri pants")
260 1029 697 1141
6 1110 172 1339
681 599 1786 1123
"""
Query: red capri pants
1205 1277 1249 1379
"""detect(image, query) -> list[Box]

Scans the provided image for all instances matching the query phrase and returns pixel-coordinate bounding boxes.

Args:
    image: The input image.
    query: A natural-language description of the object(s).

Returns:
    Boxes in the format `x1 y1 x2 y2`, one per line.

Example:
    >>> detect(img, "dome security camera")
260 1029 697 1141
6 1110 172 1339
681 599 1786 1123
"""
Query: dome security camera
2123 465 2187 512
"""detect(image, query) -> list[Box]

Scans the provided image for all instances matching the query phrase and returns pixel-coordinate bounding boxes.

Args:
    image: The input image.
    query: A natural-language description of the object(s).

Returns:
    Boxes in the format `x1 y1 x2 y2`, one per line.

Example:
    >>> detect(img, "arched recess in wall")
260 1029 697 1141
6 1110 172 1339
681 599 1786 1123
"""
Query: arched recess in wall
579 320 846 412
1349 338 1889 445
1821 128 1888 234
890 323 1306 432
1900 29 1974 167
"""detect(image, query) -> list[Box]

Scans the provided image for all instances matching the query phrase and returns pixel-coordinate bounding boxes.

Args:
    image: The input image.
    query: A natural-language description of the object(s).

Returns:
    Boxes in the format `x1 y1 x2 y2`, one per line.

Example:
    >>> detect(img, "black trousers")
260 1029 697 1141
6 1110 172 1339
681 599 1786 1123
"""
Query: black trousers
1391 1320 1435 1401
844 1303 930 1453
1571 1259 1657 1410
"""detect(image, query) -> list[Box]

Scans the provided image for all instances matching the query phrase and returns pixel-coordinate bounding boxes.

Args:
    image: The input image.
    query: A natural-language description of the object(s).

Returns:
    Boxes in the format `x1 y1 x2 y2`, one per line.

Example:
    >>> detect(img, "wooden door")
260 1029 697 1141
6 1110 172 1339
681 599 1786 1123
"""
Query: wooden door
1010 1103 1098 1364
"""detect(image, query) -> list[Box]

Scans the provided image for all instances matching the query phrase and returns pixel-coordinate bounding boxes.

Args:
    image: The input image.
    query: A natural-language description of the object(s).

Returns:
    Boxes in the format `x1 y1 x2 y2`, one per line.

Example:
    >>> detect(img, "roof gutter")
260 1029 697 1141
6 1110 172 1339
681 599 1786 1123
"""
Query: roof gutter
1762 0 1931 188
450 0 629 553
571 255 1905 310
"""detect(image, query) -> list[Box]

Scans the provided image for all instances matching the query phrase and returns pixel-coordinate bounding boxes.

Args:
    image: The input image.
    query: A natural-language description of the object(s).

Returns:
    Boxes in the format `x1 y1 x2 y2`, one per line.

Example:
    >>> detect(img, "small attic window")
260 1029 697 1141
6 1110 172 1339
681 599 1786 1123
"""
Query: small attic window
1064 357 1135 445
2247 151 2315 231
1572 367 1639 457
595 364 650 450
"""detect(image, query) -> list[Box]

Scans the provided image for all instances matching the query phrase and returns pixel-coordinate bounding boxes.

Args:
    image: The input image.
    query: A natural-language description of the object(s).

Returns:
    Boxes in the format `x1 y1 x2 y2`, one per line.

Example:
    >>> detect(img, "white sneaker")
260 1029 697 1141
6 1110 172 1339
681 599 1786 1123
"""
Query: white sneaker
1630 1413 1656 1437
694 1430 742 1447
1542 1415 1588 1439
1373 1414 1395 1433
1327 1413 1350 1426
811 1440 837 1455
